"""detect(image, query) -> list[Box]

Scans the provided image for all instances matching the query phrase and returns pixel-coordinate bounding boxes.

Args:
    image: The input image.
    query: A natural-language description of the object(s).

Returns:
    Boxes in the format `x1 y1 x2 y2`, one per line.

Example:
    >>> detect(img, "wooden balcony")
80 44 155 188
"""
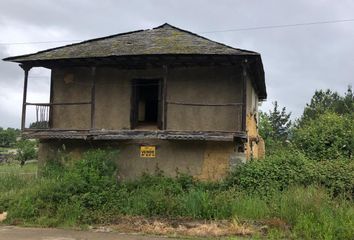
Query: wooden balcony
22 128 247 142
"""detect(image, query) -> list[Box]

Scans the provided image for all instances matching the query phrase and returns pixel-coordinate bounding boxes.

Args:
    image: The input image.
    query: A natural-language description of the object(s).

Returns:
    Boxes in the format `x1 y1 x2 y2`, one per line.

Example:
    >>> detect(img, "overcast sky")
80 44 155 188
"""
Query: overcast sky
0 0 353 128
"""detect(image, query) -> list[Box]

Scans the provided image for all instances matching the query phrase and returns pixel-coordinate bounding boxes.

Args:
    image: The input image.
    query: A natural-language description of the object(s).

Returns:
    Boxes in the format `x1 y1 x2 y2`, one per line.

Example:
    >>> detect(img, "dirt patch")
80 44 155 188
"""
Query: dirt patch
0 212 7 222
262 218 290 232
95 217 256 237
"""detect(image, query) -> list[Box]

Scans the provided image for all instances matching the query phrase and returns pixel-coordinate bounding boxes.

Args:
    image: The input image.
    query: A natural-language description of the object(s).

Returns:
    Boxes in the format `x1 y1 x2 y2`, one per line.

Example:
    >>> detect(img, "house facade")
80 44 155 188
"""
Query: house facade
4 24 266 180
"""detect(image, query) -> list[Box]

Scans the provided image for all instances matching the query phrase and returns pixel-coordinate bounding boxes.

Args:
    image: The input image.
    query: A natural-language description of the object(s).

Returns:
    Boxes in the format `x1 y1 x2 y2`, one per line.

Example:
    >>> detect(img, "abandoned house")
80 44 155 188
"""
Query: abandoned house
3 23 266 180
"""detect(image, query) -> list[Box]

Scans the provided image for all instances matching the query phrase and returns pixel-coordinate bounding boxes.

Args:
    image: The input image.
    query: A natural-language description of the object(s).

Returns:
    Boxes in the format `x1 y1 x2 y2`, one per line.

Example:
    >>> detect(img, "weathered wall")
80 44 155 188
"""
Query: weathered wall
246 76 258 116
51 67 91 129
38 139 235 181
244 76 265 159
95 68 131 130
167 66 243 131
51 66 244 131
245 113 265 159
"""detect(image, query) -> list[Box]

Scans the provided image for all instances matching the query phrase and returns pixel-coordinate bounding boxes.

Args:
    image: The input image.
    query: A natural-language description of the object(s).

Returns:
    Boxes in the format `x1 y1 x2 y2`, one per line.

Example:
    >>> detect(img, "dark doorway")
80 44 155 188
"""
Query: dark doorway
131 79 162 129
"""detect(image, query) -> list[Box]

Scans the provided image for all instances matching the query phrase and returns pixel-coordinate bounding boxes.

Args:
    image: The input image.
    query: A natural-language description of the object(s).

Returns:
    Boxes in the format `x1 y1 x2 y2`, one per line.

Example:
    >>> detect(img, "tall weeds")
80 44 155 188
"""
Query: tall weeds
0 149 353 239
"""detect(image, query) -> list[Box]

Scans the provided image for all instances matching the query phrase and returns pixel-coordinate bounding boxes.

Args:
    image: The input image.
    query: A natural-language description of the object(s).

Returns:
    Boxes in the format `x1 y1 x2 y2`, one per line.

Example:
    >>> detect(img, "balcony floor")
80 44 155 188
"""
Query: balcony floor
22 129 247 142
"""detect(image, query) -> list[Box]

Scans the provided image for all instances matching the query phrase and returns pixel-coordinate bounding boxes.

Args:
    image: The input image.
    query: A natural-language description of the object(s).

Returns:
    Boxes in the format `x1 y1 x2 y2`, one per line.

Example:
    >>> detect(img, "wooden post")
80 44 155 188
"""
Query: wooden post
48 71 54 128
162 65 168 130
90 66 96 130
241 60 247 132
20 64 31 130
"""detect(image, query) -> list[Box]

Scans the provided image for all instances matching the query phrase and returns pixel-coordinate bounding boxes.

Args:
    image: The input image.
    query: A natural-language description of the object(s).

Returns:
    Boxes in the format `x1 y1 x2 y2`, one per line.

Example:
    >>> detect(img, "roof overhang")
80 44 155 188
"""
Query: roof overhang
4 54 266 100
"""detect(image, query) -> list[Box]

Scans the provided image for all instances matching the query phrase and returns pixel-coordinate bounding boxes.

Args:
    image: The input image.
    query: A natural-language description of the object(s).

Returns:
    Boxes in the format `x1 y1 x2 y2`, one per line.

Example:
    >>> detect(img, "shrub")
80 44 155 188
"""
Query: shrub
224 149 313 196
16 139 37 166
311 159 354 197
224 149 354 197
1 149 119 226
293 112 353 161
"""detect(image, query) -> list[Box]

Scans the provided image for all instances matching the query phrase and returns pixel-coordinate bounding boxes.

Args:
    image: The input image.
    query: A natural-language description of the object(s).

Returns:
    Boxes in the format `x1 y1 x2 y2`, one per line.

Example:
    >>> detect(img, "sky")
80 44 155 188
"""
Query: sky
0 0 353 128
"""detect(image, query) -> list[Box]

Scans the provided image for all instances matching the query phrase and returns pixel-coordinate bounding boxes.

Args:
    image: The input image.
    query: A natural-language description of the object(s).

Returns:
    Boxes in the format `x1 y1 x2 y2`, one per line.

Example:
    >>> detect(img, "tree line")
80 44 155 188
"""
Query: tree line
260 86 353 160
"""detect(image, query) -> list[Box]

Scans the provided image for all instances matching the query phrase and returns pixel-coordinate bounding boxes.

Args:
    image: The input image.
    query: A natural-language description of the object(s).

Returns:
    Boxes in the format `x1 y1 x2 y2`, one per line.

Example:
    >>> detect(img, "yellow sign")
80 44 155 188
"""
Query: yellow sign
140 146 156 158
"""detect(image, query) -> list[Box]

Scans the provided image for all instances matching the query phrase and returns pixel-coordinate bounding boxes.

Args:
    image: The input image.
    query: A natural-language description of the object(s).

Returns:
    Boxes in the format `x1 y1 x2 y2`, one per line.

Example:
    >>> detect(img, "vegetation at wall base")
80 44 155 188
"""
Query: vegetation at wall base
0 149 353 239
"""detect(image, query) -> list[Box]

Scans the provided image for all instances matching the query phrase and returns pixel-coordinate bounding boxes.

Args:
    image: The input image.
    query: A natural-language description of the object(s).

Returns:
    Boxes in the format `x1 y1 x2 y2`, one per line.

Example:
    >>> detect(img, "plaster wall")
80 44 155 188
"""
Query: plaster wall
245 76 265 159
51 67 91 129
38 139 235 181
50 66 244 131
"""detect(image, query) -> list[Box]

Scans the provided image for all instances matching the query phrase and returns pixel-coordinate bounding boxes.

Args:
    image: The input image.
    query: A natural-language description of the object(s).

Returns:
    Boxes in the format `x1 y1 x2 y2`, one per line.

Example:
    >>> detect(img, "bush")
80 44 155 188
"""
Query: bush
311 159 354 197
1 149 119 226
293 112 353 161
224 149 354 197
224 149 313 195
16 139 37 166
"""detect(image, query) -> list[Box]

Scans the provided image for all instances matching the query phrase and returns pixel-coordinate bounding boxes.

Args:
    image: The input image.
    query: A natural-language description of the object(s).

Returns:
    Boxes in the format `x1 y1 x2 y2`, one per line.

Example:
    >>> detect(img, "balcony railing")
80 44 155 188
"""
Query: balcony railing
24 102 92 130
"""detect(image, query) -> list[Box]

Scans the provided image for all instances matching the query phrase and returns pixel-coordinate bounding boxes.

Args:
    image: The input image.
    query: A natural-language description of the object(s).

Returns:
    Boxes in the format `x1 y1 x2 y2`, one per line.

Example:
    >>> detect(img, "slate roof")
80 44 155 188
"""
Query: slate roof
3 23 259 62
3 23 266 99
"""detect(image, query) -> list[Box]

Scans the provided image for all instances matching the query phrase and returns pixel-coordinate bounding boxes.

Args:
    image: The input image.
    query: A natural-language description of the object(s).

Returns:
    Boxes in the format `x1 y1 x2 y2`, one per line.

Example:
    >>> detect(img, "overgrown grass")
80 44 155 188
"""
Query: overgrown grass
0 162 37 174
0 149 353 239
0 162 38 193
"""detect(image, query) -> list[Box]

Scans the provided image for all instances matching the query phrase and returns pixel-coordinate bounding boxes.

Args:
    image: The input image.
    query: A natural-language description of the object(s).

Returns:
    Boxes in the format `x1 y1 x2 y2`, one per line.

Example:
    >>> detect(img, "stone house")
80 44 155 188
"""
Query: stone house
3 24 266 180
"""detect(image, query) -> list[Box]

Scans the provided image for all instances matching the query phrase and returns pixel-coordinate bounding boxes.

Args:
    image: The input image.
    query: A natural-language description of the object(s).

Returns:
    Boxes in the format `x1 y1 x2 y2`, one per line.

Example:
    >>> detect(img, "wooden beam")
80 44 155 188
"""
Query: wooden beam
167 101 243 107
21 129 247 141
162 65 168 130
20 64 32 131
26 102 91 106
241 59 248 132
90 66 96 130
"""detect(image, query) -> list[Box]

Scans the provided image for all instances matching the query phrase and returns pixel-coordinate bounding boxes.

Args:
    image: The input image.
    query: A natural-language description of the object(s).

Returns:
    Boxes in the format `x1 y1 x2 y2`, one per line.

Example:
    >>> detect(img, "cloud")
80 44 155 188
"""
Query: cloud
0 0 354 127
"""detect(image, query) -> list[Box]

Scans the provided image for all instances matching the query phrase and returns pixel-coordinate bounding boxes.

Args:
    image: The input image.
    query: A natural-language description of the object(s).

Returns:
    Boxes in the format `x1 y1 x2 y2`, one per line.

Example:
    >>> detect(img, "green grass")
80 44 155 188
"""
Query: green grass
0 162 37 175
0 162 38 193
0 147 16 153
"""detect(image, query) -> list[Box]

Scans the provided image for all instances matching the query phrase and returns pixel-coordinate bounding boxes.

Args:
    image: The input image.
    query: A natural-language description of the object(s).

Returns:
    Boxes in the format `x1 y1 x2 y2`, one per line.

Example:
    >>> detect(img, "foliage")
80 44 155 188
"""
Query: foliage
15 139 37 166
29 121 49 129
0 149 353 239
0 162 37 177
224 149 313 195
310 159 354 197
299 86 354 125
293 112 353 161
0 127 20 147
271 186 354 240
224 149 354 197
259 101 291 151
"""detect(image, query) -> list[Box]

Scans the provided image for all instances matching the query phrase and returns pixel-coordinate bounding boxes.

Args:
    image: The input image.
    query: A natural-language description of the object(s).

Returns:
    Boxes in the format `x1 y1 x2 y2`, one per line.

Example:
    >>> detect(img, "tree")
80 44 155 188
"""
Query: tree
29 121 49 129
0 128 20 147
259 101 292 143
299 86 353 125
16 139 37 166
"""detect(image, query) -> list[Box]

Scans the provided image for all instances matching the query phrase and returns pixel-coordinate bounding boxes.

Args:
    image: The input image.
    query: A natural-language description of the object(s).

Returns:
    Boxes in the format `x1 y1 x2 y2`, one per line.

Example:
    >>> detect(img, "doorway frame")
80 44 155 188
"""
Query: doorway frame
130 78 164 130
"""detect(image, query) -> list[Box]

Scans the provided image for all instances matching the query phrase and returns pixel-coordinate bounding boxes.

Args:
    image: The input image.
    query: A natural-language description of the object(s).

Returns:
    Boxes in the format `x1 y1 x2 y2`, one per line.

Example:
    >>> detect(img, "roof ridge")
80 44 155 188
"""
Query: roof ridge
154 23 259 55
